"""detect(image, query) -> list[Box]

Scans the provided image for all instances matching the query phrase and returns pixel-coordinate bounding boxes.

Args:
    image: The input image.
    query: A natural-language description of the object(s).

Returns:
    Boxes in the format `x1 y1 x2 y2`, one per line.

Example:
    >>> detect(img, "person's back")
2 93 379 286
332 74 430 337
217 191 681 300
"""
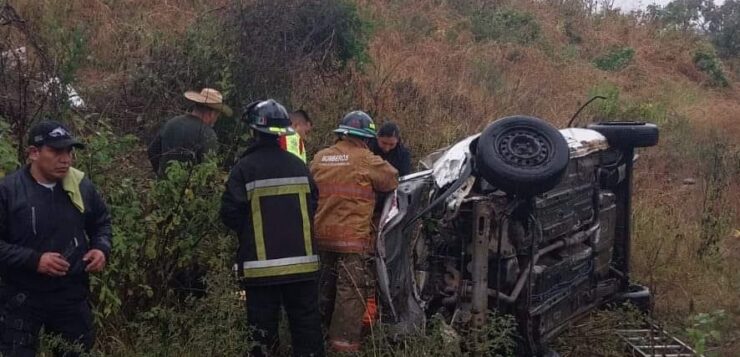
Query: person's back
310 111 397 353
147 88 231 177
156 114 217 174
220 99 324 357
312 139 397 252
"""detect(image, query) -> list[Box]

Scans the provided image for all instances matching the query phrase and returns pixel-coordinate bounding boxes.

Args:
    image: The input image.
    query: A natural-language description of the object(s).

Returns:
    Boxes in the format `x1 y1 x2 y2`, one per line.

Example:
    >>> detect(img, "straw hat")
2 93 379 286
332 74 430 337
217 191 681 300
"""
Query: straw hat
183 88 233 117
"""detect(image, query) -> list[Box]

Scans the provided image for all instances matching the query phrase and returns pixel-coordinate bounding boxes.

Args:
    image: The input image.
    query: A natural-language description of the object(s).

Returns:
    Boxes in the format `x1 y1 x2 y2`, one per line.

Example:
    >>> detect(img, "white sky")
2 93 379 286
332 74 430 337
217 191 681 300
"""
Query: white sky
613 0 726 11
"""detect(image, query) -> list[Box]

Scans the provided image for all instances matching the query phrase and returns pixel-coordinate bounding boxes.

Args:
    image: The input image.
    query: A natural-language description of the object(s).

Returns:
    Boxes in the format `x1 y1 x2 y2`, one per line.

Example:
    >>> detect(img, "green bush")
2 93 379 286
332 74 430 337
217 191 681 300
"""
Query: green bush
693 47 729 87
471 8 541 45
0 118 20 177
685 310 728 356
593 47 635 71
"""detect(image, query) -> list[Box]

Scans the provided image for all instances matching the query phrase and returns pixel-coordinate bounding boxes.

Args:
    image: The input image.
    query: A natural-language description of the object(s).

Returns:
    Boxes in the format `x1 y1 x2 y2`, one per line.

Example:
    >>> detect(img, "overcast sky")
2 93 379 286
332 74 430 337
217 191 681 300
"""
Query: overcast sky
613 0 726 11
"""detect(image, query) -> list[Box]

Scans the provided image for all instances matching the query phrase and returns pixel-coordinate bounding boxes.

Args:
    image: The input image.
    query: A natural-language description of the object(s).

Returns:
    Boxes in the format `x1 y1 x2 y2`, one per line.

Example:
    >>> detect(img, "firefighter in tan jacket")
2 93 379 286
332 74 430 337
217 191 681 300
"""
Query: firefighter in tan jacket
310 111 398 352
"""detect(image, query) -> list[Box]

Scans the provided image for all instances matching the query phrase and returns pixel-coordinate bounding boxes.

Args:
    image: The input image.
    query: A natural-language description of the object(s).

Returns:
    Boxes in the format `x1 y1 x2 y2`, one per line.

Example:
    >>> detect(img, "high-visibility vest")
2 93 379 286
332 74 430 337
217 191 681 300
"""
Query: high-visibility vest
279 133 306 163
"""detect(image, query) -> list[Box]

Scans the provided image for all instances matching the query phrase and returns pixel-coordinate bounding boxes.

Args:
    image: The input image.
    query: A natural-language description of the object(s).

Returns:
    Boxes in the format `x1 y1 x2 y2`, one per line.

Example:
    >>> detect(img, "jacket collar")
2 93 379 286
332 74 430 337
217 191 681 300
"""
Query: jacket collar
337 137 368 150
243 136 280 156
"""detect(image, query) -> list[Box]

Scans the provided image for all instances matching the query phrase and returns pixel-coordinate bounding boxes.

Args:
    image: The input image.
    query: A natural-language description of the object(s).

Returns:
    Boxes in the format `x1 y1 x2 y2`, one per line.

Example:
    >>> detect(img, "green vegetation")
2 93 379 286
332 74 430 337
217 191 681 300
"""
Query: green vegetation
471 8 541 45
694 46 730 87
593 47 635 71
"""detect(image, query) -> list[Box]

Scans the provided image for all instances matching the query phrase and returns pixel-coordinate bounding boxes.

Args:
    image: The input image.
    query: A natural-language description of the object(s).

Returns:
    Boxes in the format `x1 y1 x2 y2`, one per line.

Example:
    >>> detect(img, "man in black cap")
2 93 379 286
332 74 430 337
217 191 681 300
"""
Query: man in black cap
0 120 112 357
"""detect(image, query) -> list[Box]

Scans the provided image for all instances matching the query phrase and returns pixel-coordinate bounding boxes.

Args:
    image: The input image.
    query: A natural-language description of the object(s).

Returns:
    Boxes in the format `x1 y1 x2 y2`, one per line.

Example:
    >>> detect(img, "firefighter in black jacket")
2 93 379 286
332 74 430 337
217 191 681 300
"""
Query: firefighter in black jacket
220 99 324 357
0 120 112 357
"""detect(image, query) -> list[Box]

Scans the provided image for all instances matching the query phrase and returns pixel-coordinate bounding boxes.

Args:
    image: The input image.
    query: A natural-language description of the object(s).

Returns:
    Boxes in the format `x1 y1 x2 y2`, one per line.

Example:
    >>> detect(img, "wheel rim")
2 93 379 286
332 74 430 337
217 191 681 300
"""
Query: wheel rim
496 128 551 168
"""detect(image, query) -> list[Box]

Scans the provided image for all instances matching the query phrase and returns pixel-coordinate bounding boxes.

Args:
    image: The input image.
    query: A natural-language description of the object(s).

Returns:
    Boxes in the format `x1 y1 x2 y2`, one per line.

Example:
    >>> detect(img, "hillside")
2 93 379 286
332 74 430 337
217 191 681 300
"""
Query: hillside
1 0 739 355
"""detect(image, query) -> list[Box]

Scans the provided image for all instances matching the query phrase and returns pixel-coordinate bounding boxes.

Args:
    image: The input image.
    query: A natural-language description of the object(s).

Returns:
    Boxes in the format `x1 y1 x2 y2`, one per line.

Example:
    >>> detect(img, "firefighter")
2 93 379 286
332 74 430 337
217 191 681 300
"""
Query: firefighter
310 111 398 352
220 99 324 357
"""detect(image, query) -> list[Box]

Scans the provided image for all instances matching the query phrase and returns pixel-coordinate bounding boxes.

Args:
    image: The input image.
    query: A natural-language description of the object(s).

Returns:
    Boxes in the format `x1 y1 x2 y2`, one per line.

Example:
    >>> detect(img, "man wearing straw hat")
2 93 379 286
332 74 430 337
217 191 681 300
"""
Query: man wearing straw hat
147 88 233 177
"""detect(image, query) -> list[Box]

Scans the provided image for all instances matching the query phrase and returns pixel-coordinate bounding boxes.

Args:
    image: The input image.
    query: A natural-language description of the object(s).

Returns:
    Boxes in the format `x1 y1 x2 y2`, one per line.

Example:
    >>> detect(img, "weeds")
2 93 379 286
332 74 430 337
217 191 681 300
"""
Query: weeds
694 46 729 87
471 8 541 45
554 304 645 356
0 118 19 177
593 46 635 71
685 310 728 356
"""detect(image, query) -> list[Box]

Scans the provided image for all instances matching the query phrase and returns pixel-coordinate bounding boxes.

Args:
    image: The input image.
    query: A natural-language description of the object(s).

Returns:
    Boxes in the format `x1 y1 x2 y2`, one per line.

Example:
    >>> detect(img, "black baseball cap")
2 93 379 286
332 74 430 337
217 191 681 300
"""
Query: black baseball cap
27 120 85 149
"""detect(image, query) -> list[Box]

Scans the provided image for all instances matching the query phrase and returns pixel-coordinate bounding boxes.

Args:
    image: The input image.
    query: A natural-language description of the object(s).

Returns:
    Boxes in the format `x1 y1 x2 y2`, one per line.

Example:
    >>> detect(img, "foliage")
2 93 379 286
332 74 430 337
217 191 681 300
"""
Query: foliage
471 8 541 45
705 0 740 57
593 47 635 71
685 310 727 356
696 135 736 257
646 0 713 31
360 312 517 356
0 118 20 177
694 46 730 87
554 304 645 356
0 2 87 163
647 0 740 59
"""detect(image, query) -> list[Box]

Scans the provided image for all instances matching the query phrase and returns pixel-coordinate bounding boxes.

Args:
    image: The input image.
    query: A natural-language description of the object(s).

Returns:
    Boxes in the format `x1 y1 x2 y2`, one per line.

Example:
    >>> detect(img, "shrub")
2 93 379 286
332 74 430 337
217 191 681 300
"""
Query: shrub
593 47 635 71
693 47 729 87
471 8 541 45
685 310 728 356
0 118 19 177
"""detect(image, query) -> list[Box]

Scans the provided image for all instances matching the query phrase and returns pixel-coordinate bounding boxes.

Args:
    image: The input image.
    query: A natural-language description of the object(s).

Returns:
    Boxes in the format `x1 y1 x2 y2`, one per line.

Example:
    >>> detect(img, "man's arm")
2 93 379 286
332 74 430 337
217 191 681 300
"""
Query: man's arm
220 165 249 232
147 134 162 174
366 154 399 193
84 182 112 258
0 185 42 271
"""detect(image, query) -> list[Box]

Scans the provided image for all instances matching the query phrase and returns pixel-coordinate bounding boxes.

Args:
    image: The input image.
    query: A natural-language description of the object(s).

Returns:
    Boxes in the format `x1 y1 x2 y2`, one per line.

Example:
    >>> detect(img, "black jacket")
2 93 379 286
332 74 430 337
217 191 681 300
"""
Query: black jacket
0 167 112 299
221 138 319 286
147 114 218 177
371 142 412 177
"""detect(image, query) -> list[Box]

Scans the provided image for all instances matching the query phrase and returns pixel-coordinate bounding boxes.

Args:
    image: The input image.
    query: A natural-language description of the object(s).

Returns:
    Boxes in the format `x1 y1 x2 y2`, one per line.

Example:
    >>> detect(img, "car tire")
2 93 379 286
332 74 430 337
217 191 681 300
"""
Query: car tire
587 122 659 148
475 116 569 196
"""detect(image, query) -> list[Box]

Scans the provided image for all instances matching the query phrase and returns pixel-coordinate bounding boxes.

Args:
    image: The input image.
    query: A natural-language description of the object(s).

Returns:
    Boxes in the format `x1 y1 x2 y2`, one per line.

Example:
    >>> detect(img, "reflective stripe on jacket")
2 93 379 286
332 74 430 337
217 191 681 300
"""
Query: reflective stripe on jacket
221 139 319 286
279 133 306 163
310 139 398 254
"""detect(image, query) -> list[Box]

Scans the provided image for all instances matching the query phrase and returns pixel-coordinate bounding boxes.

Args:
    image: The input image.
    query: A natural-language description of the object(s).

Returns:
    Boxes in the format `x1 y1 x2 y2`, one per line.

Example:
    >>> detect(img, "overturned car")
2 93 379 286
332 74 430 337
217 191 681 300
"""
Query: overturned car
376 115 659 355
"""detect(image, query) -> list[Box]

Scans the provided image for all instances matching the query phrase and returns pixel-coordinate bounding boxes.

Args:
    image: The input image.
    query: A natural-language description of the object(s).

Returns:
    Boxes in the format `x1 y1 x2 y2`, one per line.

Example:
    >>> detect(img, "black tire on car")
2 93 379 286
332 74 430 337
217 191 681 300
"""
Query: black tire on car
587 121 659 148
475 116 570 196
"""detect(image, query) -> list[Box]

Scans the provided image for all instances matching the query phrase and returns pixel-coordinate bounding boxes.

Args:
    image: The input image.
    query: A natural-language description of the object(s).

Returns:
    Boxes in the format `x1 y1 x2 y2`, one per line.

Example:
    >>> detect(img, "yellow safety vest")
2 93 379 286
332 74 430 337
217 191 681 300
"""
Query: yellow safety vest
282 133 306 163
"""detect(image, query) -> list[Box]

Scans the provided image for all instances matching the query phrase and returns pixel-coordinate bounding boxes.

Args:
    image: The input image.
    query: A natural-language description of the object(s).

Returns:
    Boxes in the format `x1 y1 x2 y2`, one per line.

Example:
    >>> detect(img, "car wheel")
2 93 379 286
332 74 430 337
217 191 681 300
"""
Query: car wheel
587 122 659 148
475 116 569 196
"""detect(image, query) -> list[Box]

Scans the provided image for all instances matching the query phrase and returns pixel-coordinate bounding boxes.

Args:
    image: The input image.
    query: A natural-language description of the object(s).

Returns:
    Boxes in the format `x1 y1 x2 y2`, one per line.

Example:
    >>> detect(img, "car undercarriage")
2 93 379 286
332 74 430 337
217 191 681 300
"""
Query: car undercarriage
376 116 659 355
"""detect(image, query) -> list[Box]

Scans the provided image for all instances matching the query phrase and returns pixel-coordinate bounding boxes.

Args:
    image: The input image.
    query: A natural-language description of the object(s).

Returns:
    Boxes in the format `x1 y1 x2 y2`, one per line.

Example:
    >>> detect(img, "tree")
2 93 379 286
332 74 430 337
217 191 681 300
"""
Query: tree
705 0 740 57
648 0 714 31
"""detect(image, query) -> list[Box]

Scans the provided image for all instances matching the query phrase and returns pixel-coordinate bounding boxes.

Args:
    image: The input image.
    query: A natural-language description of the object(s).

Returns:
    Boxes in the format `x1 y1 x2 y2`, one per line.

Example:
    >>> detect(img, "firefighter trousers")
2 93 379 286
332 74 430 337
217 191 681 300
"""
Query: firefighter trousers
246 280 325 357
318 252 374 352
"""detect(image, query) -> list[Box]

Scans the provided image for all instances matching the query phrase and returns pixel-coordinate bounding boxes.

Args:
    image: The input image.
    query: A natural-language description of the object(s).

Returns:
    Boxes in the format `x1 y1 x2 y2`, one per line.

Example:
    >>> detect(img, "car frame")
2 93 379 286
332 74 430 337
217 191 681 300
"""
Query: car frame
375 115 658 355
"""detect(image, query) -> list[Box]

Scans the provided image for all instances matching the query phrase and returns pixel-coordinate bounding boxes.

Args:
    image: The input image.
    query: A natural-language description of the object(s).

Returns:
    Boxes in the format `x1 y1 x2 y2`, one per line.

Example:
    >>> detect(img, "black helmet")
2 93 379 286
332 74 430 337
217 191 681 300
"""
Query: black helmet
333 111 377 139
243 99 294 136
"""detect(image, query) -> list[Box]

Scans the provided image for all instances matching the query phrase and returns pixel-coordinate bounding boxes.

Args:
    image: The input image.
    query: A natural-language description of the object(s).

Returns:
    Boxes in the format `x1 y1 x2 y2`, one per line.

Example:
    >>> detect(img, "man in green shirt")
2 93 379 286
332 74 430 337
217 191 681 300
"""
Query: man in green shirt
147 88 233 177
